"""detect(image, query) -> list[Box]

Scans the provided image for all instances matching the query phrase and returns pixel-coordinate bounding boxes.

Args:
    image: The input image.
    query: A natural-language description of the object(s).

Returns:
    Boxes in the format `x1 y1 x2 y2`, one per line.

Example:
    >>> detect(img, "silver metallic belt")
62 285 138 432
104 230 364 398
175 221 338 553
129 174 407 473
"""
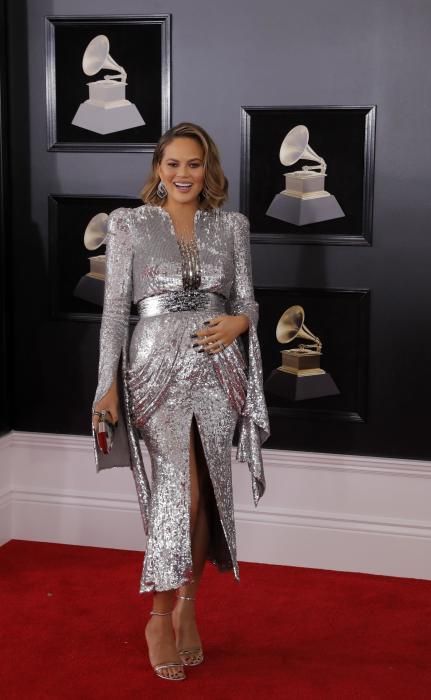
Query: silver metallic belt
137 290 227 318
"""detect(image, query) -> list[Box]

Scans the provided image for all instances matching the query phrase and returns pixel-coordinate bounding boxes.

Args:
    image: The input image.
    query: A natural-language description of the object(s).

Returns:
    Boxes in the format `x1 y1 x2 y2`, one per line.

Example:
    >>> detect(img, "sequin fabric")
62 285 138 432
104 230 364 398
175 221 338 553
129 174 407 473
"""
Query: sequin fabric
92 204 270 593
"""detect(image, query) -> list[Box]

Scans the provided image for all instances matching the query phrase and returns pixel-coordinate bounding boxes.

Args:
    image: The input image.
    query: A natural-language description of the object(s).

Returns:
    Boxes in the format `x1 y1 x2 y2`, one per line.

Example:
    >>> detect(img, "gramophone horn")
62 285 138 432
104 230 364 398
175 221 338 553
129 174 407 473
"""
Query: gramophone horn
279 125 325 172
276 305 322 351
82 35 126 81
84 212 109 250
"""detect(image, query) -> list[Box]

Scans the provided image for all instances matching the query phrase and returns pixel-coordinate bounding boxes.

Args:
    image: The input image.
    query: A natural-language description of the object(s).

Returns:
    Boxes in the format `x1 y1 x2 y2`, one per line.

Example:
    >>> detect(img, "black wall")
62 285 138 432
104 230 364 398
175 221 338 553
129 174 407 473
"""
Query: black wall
5 0 431 461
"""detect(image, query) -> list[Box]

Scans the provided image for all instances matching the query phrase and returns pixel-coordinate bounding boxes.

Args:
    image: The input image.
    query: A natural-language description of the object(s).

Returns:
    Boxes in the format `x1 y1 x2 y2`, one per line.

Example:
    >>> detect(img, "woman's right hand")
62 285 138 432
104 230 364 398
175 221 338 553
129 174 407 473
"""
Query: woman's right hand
92 381 119 431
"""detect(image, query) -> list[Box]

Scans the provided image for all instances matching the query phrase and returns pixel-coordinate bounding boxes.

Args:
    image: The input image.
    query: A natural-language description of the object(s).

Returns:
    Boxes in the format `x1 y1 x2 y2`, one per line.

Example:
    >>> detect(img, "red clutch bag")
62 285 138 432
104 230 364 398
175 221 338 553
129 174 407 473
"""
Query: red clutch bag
97 417 115 455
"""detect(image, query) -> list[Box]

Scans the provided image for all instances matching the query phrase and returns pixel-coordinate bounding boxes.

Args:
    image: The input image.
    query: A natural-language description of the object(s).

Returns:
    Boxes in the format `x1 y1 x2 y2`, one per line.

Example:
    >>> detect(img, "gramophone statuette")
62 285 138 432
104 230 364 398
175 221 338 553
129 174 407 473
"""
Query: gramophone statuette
266 125 345 226
277 304 324 375
264 305 340 401
72 35 145 135
73 212 108 307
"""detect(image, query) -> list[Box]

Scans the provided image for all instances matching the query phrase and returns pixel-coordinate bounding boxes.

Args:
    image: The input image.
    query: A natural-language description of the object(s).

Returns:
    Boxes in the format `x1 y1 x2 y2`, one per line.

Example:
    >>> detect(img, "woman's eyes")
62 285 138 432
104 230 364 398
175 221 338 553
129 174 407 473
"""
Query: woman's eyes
166 162 202 168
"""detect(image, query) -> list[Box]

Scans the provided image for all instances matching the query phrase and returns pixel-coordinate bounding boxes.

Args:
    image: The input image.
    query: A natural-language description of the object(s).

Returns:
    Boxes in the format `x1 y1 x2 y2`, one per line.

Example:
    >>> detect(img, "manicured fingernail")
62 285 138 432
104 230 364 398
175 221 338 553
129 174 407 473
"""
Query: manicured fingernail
203 321 210 325
198 348 205 353
192 343 199 348
190 333 197 338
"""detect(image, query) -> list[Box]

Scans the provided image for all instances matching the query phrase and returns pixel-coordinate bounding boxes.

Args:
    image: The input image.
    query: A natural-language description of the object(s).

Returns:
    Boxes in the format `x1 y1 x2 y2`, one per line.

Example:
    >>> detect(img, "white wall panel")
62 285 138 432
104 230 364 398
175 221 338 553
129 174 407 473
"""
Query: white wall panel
2 431 431 580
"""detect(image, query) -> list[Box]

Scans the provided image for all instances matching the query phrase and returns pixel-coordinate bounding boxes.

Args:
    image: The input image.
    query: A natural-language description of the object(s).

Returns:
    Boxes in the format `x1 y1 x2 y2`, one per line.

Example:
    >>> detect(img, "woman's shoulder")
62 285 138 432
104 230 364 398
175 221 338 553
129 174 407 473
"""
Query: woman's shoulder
106 207 130 231
108 201 156 217
107 206 137 225
220 209 248 223
218 209 249 226
106 206 145 247
133 203 164 218
107 203 159 232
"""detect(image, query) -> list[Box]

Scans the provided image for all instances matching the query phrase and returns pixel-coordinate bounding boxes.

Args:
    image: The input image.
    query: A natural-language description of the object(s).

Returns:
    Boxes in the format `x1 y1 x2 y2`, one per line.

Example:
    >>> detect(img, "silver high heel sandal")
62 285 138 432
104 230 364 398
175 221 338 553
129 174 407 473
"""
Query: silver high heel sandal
175 595 204 666
147 610 186 681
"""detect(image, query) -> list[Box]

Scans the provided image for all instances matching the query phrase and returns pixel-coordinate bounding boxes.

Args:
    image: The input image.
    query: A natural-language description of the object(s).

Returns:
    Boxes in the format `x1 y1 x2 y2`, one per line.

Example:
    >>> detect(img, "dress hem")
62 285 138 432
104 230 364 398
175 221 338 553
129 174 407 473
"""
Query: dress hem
138 558 240 594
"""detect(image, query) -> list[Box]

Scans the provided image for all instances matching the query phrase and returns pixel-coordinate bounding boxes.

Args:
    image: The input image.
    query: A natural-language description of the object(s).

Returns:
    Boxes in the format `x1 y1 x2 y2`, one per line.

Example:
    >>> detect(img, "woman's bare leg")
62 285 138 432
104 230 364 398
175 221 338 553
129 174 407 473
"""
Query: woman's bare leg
145 589 185 679
172 415 210 660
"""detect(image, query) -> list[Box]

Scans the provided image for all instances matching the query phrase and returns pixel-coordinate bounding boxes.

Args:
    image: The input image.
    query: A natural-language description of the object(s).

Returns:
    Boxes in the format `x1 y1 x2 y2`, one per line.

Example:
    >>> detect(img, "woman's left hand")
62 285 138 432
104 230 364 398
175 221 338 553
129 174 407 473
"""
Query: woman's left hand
192 314 250 354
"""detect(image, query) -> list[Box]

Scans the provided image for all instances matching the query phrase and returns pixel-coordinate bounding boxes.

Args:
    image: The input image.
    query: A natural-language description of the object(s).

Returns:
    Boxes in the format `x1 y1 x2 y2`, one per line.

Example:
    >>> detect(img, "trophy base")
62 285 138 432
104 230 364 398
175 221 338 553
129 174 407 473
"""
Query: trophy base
266 191 345 226
284 171 326 195
74 274 105 307
264 367 340 401
281 349 322 372
279 366 325 377
72 100 145 135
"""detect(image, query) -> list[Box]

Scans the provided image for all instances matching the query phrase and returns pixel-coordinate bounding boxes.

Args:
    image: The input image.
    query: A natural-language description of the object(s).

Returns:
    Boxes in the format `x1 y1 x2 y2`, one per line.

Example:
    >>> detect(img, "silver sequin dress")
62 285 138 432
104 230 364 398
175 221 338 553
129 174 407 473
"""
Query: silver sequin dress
92 204 270 593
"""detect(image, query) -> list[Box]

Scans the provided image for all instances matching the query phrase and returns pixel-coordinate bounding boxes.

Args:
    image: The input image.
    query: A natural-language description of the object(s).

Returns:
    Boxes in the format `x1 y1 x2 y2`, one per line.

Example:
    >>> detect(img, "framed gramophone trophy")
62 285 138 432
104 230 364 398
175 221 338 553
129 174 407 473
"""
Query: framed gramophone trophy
45 15 171 152
240 106 376 245
264 305 340 401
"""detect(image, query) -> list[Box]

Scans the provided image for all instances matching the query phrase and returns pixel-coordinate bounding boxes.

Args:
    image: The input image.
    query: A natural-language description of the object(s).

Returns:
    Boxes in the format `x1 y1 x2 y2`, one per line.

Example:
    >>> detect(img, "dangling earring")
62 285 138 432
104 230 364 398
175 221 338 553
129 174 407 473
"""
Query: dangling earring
157 181 167 198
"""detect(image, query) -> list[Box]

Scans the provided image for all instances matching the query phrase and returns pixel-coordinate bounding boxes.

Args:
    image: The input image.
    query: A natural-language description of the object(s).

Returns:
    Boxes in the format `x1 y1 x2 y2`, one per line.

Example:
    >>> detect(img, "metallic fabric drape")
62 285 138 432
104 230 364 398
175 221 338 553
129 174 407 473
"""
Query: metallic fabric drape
92 204 270 592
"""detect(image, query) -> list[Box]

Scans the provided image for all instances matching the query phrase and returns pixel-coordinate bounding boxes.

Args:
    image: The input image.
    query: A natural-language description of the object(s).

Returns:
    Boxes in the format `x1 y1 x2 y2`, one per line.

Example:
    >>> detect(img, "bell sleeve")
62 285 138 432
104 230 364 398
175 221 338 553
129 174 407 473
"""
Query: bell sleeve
227 212 270 506
91 207 151 533
93 208 134 409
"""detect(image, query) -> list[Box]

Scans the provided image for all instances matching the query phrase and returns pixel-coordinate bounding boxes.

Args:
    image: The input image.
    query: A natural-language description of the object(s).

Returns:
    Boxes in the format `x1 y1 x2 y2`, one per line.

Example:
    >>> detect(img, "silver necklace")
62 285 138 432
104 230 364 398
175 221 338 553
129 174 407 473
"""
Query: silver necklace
176 233 201 289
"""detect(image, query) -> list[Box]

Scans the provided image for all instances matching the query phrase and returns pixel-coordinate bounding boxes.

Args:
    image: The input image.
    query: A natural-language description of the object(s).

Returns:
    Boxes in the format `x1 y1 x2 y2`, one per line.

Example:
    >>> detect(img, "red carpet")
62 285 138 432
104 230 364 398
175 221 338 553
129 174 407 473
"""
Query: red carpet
1 540 431 699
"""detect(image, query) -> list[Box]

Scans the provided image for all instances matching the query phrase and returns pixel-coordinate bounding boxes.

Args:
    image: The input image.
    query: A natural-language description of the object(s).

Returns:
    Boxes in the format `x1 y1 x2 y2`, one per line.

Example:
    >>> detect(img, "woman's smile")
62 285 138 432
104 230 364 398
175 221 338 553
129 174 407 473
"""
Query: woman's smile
173 181 194 192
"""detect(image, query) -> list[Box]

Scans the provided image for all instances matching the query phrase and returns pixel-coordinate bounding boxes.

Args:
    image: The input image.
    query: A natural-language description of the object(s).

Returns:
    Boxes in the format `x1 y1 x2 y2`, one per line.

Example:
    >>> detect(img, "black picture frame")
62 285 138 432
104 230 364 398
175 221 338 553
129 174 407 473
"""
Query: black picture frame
241 106 376 246
255 287 370 422
0 0 10 433
46 15 171 152
48 194 141 321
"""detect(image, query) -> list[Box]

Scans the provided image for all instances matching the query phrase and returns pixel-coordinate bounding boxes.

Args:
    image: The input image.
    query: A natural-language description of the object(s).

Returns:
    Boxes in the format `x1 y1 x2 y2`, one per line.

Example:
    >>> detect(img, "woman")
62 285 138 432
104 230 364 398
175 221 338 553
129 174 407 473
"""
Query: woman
91 122 270 681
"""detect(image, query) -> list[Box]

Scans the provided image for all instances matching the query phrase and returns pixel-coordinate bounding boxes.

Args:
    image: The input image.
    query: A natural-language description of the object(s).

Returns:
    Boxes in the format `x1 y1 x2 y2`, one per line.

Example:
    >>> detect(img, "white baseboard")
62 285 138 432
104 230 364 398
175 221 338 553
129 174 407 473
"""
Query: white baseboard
1 430 431 580
0 432 13 545
0 487 12 546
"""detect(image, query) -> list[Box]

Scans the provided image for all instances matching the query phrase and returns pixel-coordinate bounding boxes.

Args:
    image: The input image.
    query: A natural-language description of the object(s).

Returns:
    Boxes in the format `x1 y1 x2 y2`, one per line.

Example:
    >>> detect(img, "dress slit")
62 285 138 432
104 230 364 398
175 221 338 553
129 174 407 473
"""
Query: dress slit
189 411 235 574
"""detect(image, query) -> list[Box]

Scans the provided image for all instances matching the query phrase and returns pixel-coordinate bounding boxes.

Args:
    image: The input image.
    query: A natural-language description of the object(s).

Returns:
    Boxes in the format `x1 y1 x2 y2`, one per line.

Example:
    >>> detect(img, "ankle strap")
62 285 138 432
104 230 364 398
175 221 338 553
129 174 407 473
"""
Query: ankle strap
177 594 195 601
150 609 173 616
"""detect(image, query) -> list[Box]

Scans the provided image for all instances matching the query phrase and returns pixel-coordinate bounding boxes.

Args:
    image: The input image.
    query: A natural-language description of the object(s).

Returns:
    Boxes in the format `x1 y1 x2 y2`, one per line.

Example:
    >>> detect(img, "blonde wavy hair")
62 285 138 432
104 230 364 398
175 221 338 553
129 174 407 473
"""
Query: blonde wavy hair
140 122 228 210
